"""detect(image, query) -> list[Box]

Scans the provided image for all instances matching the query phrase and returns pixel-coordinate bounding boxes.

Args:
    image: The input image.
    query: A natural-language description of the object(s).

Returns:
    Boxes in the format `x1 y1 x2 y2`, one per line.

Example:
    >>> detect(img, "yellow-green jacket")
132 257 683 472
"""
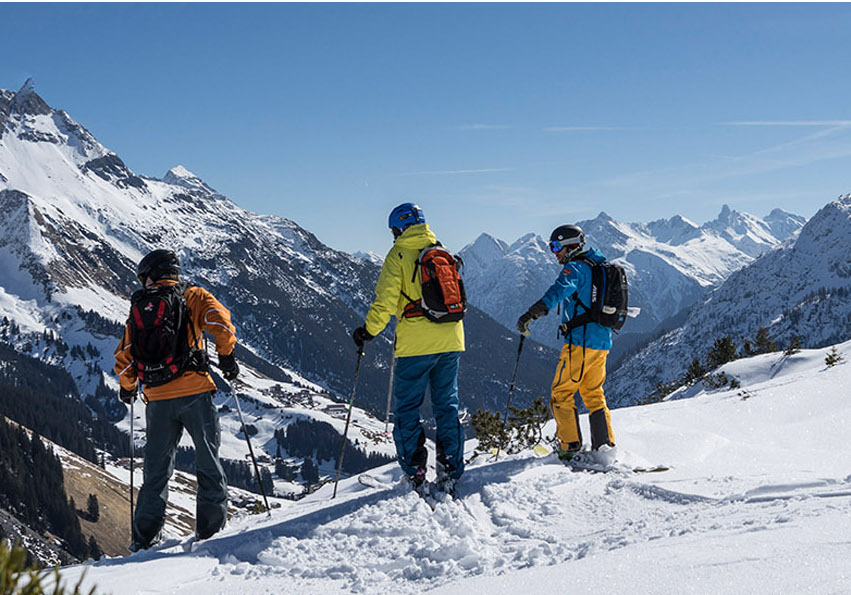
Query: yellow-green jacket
365 223 465 357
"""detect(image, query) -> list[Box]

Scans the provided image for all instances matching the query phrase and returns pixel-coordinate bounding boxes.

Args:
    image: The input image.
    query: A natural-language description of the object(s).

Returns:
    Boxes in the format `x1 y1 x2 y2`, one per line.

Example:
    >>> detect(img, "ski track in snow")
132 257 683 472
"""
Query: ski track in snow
104 457 851 595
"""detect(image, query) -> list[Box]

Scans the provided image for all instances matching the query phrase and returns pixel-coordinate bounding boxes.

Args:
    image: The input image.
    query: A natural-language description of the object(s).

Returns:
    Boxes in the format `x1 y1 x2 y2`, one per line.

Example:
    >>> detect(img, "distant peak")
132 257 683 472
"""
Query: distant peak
595 211 614 222
669 214 699 228
163 165 219 195
10 78 51 116
18 78 35 95
165 165 198 180
471 232 502 246
461 232 508 257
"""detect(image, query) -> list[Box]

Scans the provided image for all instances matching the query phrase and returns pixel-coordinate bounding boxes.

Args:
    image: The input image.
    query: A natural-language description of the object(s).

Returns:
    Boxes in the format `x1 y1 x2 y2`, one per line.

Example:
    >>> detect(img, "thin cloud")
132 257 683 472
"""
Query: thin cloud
601 124 851 191
720 120 851 127
394 167 514 177
459 124 511 130
543 126 633 132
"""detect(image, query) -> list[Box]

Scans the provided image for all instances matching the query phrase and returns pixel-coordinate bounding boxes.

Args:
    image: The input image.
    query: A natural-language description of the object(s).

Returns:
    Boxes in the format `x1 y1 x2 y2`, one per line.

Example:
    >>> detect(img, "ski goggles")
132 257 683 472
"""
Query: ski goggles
549 240 580 254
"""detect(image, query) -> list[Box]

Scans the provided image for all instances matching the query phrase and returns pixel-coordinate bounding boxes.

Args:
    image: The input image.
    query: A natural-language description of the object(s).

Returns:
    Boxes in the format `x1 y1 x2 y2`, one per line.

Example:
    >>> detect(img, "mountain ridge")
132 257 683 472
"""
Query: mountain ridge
459 205 806 353
606 194 851 405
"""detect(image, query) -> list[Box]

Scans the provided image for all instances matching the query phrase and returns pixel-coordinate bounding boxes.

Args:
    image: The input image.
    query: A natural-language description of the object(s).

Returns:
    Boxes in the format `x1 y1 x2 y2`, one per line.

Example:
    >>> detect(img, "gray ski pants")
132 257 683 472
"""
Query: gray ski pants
134 391 228 546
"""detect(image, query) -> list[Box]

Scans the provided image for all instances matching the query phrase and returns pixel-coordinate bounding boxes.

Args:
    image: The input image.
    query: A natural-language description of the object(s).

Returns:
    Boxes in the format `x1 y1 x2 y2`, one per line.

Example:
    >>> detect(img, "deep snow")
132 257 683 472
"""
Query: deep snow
59 340 851 594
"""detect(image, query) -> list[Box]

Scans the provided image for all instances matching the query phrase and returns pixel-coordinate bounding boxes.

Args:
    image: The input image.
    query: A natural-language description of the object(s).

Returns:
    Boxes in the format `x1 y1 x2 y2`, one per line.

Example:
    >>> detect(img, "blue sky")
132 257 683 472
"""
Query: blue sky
3 3 851 255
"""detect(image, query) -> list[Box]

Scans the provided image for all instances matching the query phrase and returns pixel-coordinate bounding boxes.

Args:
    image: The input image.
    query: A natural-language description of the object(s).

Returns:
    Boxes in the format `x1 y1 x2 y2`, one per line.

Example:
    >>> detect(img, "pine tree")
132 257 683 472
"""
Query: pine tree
682 359 707 385
707 337 738 370
753 327 777 354
825 346 844 367
87 535 103 561
87 494 100 522
300 458 319 484
784 335 802 356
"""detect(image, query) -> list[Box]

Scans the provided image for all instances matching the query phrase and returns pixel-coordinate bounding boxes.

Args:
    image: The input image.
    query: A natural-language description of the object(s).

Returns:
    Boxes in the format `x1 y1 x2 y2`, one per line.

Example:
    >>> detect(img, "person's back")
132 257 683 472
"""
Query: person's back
353 204 466 494
114 249 240 550
366 222 465 357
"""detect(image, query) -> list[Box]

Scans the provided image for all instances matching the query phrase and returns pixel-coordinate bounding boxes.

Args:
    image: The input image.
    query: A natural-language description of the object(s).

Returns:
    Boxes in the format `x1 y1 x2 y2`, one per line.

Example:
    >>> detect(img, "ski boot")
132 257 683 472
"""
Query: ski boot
556 442 582 463
407 467 429 498
434 459 458 498
128 528 163 553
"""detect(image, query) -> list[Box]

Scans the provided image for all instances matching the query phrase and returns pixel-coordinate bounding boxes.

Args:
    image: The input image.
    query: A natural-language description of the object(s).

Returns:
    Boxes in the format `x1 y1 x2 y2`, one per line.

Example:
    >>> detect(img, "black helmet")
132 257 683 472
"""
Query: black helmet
548 225 585 260
137 249 180 285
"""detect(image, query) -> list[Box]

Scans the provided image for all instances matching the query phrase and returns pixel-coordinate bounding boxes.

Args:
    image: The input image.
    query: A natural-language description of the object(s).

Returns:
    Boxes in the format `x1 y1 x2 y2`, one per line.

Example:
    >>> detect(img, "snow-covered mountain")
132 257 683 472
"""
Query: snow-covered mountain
459 208 805 355
0 82 559 508
608 194 851 406
58 339 851 594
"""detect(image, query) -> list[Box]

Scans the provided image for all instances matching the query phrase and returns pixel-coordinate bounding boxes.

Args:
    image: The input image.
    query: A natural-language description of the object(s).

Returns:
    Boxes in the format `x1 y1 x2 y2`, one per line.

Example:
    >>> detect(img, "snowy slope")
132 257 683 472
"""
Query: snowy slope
460 208 805 352
609 194 851 406
59 340 851 594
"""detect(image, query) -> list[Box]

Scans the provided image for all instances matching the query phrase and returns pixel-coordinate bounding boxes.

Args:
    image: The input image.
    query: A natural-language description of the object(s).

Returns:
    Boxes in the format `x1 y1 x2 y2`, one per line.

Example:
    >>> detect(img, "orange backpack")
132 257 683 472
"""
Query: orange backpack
401 244 467 323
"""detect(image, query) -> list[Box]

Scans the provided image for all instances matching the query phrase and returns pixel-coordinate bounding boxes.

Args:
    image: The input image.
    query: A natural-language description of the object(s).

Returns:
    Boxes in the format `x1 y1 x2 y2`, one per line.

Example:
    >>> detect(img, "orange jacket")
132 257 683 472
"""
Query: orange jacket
114 280 237 401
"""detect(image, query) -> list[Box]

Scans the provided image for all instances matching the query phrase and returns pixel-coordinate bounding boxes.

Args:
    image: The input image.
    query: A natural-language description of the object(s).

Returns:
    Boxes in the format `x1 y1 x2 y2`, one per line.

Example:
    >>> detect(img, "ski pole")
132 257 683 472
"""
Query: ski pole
384 354 395 434
332 346 365 499
495 334 525 460
229 379 271 516
383 321 397 434
129 391 135 543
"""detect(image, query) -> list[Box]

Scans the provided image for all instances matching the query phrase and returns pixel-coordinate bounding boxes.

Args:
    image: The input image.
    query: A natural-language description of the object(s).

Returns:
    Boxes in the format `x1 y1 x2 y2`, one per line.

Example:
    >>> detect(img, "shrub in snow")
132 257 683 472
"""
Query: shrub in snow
825 347 844 368
704 372 731 390
784 336 802 356
472 397 552 456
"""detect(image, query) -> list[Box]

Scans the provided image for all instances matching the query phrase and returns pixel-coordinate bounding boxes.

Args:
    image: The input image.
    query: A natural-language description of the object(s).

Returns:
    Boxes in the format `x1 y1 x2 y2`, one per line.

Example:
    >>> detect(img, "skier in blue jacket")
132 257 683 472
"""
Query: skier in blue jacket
516 224 615 460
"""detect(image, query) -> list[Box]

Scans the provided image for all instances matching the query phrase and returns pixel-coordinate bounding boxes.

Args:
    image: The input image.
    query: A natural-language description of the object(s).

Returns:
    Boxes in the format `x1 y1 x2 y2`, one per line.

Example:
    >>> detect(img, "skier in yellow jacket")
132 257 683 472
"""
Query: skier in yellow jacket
352 203 465 493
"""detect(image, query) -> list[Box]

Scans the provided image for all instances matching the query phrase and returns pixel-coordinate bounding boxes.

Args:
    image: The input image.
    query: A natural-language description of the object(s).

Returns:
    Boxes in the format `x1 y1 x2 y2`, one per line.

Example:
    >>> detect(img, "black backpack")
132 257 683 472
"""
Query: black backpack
401 244 467 323
128 282 207 387
562 257 629 333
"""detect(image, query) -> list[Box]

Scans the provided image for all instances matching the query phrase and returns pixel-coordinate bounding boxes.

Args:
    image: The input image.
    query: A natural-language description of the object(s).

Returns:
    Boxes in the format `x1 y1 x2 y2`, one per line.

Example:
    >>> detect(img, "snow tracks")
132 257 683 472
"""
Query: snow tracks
190 457 851 594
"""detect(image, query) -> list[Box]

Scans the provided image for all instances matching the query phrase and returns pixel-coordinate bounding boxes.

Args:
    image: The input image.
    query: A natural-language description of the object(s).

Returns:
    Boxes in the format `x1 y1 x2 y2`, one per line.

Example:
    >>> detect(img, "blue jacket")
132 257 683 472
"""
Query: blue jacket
540 247 613 351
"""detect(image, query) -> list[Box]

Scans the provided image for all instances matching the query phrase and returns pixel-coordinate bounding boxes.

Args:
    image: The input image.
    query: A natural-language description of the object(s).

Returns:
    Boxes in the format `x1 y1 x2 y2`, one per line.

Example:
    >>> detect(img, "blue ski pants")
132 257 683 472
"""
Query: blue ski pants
134 391 228 546
392 351 465 479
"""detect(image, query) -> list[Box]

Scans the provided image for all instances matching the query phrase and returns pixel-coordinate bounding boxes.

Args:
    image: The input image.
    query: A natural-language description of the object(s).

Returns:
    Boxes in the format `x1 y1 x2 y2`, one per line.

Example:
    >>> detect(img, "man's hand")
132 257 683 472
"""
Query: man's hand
218 352 240 381
119 386 137 405
352 326 374 349
516 300 548 336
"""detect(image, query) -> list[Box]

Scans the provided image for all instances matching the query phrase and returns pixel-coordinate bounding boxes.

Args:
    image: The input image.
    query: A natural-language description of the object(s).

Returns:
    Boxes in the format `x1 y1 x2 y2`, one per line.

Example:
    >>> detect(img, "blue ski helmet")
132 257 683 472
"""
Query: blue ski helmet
388 203 426 238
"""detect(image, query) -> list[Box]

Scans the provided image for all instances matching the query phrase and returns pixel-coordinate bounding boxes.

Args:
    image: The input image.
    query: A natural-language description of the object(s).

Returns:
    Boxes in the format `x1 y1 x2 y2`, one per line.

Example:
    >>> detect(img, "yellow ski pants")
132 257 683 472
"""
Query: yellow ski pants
550 344 615 450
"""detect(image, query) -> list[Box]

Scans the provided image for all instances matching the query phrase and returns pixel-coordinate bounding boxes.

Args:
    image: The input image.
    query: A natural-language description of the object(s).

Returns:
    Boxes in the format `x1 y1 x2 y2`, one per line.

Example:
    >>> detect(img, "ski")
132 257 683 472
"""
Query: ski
565 460 670 474
181 535 199 553
358 473 393 490
631 465 670 474
558 450 670 475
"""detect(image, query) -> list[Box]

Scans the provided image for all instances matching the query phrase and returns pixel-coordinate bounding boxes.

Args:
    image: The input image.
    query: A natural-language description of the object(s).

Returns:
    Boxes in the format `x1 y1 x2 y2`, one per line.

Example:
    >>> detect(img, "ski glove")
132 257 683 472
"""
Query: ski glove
119 386 137 404
516 300 548 336
352 326 374 349
218 352 240 381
